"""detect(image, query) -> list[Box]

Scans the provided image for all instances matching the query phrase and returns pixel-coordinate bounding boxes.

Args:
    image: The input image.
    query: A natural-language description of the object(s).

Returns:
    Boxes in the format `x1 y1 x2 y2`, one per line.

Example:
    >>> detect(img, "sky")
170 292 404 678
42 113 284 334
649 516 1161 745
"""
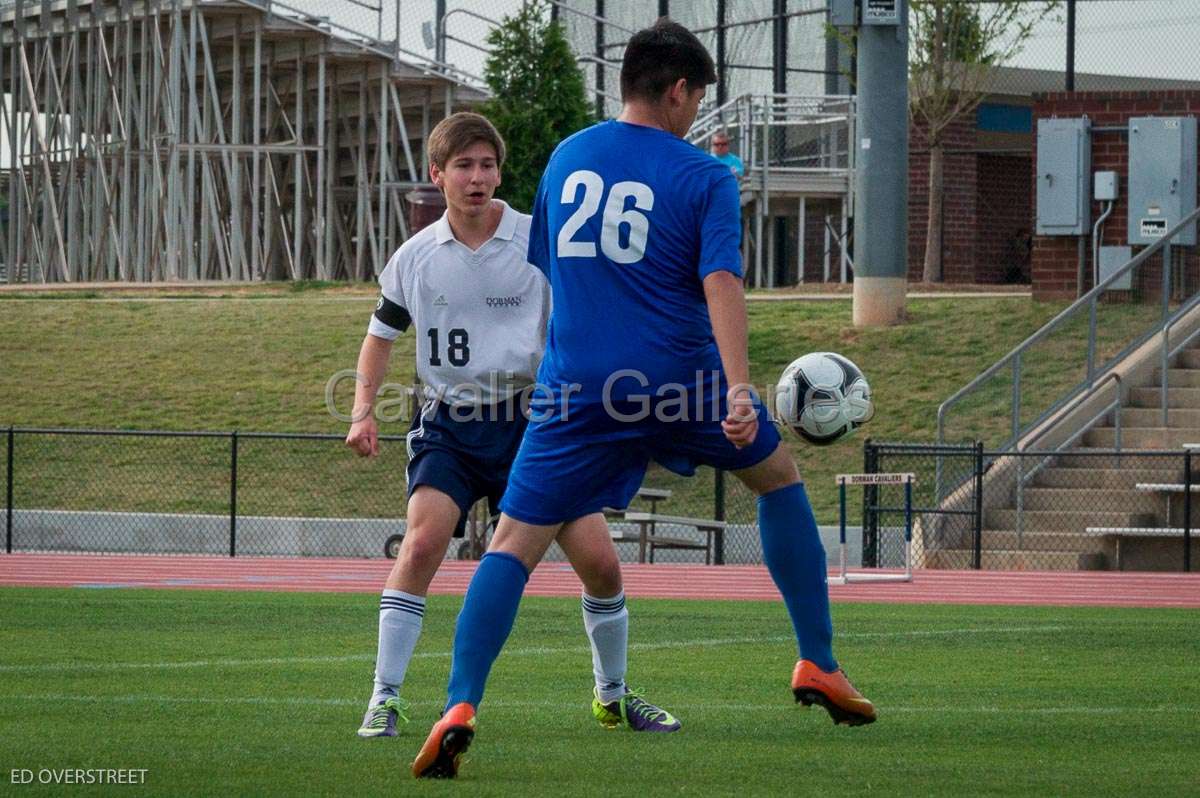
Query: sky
7 1 1199 167
418 1 1200 85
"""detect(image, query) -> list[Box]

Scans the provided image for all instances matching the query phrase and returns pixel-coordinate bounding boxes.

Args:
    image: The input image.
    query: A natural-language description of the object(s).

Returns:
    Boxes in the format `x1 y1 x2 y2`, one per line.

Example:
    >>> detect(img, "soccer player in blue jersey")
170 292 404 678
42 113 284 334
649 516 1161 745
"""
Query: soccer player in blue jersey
346 112 678 741
412 23 875 779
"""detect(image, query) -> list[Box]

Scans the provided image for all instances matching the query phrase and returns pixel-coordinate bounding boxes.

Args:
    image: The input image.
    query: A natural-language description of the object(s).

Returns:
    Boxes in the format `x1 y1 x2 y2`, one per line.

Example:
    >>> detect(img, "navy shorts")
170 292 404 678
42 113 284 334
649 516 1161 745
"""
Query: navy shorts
499 400 781 526
405 396 529 536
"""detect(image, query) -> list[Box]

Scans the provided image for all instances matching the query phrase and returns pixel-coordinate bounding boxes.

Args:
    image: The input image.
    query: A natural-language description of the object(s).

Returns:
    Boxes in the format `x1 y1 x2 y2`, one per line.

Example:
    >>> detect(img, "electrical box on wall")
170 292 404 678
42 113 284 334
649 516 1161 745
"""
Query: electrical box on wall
1128 116 1197 246
829 0 857 27
1036 118 1091 236
1094 171 1118 201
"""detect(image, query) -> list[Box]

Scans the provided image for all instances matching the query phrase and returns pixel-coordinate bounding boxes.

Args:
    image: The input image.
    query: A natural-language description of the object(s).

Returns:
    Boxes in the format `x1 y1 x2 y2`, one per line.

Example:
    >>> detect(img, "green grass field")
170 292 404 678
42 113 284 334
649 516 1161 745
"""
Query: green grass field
1 587 1197 796
0 289 1079 522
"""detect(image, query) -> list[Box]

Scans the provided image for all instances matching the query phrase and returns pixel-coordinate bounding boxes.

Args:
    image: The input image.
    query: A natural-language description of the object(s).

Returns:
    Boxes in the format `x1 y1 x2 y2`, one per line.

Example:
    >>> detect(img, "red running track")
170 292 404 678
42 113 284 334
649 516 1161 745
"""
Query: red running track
1 554 1198 607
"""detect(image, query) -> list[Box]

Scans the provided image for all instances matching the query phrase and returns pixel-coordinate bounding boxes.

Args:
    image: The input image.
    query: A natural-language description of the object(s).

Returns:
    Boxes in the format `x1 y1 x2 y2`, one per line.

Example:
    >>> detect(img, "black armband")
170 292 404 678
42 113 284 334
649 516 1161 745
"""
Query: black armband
374 294 412 332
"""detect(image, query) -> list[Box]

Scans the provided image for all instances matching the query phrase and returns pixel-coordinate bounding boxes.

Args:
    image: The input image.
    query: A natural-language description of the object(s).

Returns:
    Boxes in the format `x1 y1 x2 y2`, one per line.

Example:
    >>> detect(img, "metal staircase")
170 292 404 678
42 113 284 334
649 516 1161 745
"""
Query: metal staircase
687 93 856 288
932 205 1200 570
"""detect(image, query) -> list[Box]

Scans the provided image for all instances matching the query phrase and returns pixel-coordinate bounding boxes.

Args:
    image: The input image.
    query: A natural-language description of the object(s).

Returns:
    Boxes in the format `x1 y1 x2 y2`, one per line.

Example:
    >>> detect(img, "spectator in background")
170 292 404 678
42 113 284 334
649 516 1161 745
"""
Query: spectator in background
710 131 744 178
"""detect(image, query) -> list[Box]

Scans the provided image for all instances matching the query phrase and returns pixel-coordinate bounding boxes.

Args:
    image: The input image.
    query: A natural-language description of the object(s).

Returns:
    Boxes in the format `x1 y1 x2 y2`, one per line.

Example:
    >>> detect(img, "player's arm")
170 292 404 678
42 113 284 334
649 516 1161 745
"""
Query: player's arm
697 168 757 448
347 258 412 457
703 271 758 449
345 333 394 457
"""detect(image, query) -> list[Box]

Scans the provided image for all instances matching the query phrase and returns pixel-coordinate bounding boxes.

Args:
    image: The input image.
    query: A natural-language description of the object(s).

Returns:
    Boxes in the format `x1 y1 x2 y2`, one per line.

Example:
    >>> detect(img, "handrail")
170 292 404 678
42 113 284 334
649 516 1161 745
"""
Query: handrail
937 201 1200 449
546 0 638 36
1012 371 1123 546
1157 289 1200 425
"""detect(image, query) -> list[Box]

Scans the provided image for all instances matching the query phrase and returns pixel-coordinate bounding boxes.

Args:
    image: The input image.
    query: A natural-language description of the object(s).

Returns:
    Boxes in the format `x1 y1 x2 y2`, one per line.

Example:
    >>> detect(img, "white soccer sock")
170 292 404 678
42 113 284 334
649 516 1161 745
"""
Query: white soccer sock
369 589 425 706
582 591 628 704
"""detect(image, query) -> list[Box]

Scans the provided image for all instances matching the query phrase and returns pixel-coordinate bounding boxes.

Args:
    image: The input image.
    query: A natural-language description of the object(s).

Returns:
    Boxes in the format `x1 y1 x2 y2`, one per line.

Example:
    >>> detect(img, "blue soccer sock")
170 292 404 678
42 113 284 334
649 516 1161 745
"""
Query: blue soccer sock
757 482 837 672
444 551 530 712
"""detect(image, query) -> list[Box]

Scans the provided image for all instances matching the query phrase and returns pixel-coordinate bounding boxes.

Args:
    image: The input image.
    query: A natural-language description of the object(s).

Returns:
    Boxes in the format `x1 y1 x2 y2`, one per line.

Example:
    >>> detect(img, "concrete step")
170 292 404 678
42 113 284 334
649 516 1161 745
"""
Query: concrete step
1120 408 1200 428
1128 387 1200 409
1015 487 1161 514
1083 427 1200 449
924 548 1086 571
984 509 1150 532
1175 350 1200 369
1155 368 1200 388
1049 448 1180 468
1032 467 1181 489
971 530 1109 552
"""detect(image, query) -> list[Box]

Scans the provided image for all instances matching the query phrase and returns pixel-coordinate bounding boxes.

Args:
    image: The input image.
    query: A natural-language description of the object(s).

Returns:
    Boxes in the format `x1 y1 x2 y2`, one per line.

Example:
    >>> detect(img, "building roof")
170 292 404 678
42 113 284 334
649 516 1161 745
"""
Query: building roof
982 65 1200 97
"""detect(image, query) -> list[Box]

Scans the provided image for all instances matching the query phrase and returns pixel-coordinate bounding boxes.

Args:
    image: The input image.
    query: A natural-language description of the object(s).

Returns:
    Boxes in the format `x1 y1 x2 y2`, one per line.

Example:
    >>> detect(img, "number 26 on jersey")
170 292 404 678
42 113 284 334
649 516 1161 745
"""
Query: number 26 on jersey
556 170 655 264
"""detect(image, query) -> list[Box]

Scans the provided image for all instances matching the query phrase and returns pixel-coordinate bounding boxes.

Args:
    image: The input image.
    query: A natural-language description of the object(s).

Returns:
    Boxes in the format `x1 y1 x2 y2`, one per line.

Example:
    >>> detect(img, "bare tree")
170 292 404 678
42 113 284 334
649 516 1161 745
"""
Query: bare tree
910 0 1058 282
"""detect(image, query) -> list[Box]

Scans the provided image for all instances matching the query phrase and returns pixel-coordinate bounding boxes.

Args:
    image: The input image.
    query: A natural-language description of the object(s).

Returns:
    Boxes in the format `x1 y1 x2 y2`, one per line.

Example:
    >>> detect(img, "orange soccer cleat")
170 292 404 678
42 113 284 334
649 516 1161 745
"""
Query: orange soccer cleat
791 659 877 726
411 702 477 779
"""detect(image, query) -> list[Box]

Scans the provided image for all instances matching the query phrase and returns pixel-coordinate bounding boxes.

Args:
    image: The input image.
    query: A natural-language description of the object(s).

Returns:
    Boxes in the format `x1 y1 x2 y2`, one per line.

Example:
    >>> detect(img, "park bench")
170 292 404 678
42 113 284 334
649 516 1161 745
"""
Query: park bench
1084 525 1191 569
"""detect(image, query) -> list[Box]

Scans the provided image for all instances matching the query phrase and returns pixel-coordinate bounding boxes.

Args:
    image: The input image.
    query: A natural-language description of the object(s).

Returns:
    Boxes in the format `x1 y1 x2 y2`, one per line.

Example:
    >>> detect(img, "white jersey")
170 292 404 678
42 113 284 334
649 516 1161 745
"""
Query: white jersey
368 200 551 406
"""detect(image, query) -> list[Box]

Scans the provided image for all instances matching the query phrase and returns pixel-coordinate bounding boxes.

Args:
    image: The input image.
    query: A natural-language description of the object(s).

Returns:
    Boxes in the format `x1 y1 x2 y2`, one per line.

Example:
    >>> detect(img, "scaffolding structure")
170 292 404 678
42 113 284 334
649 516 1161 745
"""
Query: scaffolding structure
0 0 482 283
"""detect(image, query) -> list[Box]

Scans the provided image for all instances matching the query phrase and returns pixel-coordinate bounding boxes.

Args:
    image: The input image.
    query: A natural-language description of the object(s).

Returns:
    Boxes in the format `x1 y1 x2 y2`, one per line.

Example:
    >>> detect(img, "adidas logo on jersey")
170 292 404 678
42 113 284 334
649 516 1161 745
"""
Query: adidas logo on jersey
433 295 448 306
486 296 523 308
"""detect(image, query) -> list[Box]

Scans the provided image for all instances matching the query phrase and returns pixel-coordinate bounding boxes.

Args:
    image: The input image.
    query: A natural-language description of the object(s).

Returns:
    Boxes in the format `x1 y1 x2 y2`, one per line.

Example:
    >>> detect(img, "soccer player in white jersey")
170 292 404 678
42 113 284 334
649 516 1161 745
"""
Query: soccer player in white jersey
345 112 679 740
412 23 875 780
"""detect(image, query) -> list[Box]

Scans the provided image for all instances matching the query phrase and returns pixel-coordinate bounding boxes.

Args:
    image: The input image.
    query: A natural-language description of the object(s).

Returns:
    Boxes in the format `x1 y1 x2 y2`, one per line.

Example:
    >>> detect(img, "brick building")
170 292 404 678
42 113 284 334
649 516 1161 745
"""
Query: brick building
1030 89 1200 300
908 67 1200 290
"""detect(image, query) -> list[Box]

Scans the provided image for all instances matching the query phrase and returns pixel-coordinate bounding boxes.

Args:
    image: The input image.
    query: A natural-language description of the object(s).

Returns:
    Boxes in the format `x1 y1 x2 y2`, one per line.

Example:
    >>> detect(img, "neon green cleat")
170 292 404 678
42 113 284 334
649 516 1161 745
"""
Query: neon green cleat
357 696 410 738
592 687 681 732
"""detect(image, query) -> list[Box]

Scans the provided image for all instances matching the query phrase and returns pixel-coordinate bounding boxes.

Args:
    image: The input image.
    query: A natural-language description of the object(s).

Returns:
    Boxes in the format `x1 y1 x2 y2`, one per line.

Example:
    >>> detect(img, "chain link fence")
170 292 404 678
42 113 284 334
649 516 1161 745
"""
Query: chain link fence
1 427 770 564
869 441 1197 572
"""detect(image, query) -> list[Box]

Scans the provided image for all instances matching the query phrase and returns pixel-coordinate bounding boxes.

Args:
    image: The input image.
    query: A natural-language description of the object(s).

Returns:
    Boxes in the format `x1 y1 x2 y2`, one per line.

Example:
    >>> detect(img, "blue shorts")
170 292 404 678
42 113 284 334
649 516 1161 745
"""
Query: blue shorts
405 397 529 537
499 401 781 526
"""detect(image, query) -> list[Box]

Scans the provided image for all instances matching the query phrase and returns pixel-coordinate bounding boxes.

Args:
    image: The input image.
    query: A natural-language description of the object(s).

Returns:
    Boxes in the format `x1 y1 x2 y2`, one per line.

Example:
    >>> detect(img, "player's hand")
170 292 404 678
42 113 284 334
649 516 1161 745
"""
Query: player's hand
721 385 759 449
345 414 380 458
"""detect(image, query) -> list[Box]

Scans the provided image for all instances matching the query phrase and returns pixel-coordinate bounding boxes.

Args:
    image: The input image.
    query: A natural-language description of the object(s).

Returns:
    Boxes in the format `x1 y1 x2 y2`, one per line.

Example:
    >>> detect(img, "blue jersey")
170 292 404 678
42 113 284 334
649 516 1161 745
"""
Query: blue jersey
527 120 743 420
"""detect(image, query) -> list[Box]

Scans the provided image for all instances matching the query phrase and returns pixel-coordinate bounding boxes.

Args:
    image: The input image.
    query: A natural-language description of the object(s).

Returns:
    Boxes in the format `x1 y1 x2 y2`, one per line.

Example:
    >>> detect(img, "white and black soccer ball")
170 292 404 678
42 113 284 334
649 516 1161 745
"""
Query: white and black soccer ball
774 352 874 446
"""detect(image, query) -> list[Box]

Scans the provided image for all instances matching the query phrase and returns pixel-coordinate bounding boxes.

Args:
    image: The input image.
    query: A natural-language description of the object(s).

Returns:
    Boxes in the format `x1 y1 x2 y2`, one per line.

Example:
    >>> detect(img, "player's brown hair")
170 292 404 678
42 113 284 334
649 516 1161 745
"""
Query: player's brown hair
426 112 507 170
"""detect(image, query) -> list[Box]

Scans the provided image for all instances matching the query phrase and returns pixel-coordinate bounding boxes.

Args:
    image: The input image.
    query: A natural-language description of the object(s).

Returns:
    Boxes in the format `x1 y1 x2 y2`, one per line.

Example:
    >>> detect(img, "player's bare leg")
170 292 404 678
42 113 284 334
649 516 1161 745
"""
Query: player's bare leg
359 486 462 738
557 515 681 732
733 445 876 726
384 487 462 593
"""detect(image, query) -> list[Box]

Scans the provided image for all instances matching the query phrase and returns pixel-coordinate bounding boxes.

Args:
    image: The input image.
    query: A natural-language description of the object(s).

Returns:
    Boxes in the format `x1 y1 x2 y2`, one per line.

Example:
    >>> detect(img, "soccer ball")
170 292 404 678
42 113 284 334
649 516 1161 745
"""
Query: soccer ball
774 352 874 446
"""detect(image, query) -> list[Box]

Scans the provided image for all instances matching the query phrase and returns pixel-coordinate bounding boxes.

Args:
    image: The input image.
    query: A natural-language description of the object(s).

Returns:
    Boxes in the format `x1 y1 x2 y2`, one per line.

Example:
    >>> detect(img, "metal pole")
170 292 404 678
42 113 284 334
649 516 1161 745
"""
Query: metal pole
658 0 668 18
229 430 238 557
838 478 847 579
716 0 726 106
904 477 913 579
435 0 447 63
6 426 13 554
850 0 909 325
1185 450 1192 573
973 442 984 570
713 468 725 565
594 0 605 119
862 439 877 568
797 195 806 283
1065 0 1076 92
773 0 787 95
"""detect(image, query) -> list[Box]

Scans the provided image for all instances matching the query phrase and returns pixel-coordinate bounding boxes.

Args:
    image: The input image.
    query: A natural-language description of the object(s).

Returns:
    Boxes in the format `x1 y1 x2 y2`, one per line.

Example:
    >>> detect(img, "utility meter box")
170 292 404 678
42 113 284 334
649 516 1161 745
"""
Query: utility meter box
829 0 857 27
1094 171 1118 202
1036 118 1091 236
1128 116 1197 245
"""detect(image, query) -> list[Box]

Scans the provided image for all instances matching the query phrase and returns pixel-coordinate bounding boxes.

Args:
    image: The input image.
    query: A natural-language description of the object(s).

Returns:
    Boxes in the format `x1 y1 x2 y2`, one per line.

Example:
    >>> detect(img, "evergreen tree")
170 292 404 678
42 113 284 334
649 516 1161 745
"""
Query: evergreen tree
480 0 594 212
